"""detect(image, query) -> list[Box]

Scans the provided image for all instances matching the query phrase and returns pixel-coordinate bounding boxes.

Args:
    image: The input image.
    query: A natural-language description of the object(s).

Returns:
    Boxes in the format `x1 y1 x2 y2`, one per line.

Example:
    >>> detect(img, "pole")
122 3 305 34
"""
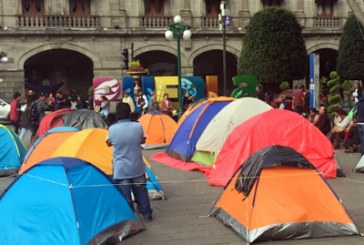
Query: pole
176 32 183 119
131 43 134 61
222 20 227 96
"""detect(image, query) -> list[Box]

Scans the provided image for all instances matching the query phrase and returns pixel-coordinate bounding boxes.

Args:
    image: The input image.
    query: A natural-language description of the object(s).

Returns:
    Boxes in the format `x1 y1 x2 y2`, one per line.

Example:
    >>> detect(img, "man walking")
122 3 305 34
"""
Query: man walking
106 102 153 222
9 92 21 134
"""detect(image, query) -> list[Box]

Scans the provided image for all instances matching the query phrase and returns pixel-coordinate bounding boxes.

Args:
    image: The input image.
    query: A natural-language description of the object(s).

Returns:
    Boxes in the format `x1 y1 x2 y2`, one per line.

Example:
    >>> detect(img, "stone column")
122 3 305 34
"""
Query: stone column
0 70 25 101
239 0 250 29
295 0 305 27
180 0 192 26
182 66 194 77
119 0 127 28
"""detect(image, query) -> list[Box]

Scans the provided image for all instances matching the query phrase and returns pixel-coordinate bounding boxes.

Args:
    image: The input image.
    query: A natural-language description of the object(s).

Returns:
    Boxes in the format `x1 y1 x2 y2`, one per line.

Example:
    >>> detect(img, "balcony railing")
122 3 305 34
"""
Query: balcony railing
17 15 100 28
139 16 172 28
313 16 340 28
200 16 219 29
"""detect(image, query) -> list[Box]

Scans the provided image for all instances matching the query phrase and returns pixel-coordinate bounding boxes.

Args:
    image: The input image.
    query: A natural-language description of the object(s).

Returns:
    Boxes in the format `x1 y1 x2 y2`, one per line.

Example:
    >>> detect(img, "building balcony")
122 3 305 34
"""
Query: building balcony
313 16 341 28
200 16 219 29
17 15 100 29
139 16 172 28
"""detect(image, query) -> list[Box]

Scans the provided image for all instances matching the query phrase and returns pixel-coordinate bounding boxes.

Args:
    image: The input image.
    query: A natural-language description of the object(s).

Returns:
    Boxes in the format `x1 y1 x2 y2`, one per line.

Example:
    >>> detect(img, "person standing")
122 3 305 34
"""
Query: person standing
255 84 265 101
352 81 362 104
160 93 174 117
106 102 153 222
99 95 110 118
9 92 21 134
135 89 148 116
122 91 135 113
292 84 305 115
148 91 157 112
30 92 49 143
19 99 32 141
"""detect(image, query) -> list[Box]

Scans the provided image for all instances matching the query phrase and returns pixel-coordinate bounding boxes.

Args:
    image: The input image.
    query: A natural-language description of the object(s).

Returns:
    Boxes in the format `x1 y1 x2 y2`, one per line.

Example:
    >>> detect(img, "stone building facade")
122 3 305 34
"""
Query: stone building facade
0 0 362 101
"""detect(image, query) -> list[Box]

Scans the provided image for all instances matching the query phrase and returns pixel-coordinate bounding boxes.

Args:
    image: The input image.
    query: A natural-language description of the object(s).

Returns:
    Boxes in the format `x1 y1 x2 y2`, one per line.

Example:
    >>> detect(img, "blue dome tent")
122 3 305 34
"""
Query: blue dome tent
0 157 143 244
0 124 26 176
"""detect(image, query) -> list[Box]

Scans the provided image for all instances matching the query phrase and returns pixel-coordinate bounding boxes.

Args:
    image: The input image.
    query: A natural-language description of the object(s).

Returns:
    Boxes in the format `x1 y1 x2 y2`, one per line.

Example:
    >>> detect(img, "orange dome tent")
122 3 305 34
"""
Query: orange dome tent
19 126 79 174
138 111 177 149
211 145 360 243
51 128 166 200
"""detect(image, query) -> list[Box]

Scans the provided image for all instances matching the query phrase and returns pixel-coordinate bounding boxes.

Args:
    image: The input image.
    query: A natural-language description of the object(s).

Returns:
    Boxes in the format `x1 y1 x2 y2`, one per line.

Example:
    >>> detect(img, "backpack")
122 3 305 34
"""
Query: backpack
29 101 40 124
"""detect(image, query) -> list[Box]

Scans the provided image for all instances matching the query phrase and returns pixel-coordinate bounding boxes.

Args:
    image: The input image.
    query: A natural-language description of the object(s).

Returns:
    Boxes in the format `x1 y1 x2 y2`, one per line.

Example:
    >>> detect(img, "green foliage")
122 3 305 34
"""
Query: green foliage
328 93 341 104
238 7 307 85
337 15 364 81
326 71 341 118
342 80 352 92
279 81 290 91
329 84 340 94
319 76 328 95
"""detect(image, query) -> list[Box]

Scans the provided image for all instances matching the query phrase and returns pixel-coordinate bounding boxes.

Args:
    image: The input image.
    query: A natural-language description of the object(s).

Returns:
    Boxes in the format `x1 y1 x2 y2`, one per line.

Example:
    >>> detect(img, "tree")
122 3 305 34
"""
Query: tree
337 15 364 81
326 71 341 118
239 7 307 86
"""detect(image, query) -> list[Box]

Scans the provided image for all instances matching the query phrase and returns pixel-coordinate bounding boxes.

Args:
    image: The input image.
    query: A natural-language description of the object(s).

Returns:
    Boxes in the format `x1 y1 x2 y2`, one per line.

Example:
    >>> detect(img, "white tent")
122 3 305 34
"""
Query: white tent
354 155 364 172
191 97 272 165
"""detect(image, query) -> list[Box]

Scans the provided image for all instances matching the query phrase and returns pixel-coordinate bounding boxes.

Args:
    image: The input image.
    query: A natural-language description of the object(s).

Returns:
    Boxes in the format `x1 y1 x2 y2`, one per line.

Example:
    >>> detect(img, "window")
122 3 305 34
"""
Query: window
316 0 336 17
262 0 283 7
145 0 164 16
70 0 90 16
206 0 220 17
22 0 44 15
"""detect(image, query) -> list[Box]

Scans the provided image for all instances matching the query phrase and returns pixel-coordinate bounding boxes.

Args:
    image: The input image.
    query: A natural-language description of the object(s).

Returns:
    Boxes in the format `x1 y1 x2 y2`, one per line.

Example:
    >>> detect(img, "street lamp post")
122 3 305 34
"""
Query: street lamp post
165 15 192 119
0 50 8 63
219 1 232 96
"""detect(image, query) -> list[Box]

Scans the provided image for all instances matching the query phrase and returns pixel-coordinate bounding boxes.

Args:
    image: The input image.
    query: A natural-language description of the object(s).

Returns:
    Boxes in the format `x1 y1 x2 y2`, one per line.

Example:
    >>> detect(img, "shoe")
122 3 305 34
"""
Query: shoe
142 215 153 222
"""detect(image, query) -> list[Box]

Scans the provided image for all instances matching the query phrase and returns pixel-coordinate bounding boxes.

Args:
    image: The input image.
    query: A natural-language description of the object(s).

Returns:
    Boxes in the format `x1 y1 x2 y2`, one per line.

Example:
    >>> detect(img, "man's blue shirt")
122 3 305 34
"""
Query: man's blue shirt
107 119 145 179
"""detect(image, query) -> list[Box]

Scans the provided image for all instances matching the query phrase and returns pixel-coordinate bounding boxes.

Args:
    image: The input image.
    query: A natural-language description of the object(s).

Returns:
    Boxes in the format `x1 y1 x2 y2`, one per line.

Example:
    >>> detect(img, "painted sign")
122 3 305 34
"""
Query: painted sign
93 77 122 106
309 53 320 109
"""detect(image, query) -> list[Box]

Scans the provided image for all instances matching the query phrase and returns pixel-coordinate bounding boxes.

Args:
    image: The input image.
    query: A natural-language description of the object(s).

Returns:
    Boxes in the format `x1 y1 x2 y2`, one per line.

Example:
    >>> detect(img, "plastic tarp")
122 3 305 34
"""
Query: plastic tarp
62 109 108 130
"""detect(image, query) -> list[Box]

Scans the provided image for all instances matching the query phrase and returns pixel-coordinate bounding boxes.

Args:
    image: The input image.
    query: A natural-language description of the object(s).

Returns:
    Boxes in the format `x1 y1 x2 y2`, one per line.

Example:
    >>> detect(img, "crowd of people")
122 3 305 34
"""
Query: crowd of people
9 89 92 143
8 86 197 144
121 89 196 121
255 81 363 154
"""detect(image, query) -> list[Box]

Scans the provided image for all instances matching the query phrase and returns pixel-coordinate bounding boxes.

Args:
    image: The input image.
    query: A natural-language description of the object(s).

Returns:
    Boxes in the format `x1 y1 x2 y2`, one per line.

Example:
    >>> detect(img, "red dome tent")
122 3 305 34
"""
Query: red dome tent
36 108 74 137
207 109 338 186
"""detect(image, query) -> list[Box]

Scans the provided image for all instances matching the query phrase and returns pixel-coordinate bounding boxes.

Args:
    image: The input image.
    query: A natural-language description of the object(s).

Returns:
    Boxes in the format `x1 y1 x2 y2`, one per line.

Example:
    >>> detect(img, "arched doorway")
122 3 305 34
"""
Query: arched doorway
134 51 177 76
193 50 237 95
312 48 338 79
24 49 93 97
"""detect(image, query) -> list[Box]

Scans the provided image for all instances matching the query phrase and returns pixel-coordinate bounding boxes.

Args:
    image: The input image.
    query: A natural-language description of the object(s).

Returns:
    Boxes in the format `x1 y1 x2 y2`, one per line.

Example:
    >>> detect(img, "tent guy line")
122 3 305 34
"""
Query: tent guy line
20 171 364 188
